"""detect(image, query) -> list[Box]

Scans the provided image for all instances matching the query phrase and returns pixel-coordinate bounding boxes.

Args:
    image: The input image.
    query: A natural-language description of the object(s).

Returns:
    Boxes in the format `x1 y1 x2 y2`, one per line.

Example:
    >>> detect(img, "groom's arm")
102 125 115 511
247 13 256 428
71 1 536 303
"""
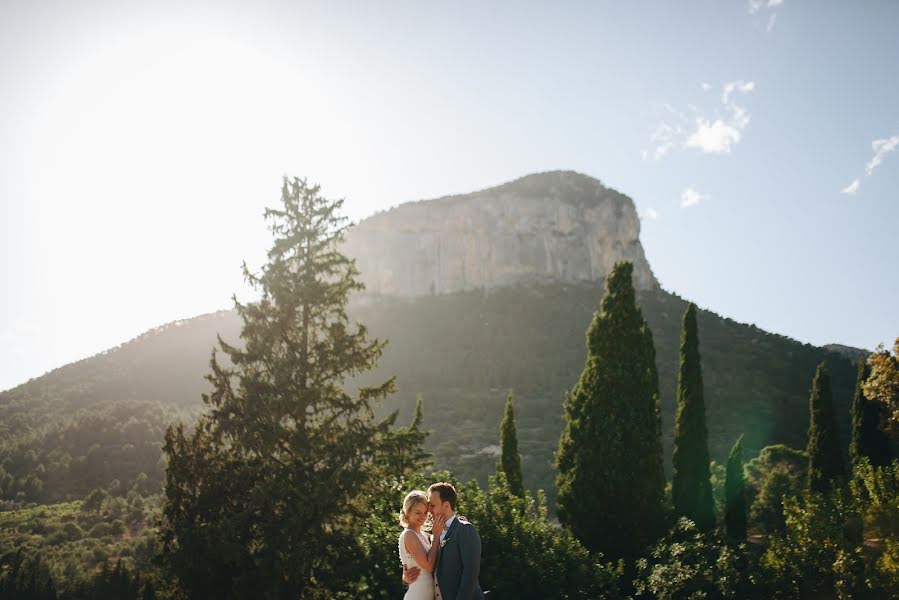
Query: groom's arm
456 523 481 600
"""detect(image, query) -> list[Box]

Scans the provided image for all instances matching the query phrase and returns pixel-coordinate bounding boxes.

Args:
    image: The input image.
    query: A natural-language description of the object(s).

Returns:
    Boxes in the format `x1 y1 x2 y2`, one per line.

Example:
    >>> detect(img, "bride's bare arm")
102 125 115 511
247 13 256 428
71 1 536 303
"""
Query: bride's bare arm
403 516 445 574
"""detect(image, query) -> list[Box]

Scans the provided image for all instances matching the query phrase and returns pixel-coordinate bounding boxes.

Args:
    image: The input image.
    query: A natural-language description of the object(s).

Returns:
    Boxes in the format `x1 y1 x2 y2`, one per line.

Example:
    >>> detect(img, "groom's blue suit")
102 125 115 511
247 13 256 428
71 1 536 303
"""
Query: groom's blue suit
435 516 485 600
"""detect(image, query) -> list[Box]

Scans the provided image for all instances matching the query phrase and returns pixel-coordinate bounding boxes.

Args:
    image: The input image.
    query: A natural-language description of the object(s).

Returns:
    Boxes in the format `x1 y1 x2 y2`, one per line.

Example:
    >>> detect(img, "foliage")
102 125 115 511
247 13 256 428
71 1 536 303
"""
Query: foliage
850 359 893 469
759 491 865 599
498 391 524 497
374 395 432 480
460 475 621 599
159 177 396 599
634 518 756 599
0 495 165 598
0 399 179 504
850 458 899 548
556 261 665 560
672 303 715 532
806 362 846 493
744 445 808 536
725 436 747 541
863 338 899 432
1 282 861 510
744 444 806 512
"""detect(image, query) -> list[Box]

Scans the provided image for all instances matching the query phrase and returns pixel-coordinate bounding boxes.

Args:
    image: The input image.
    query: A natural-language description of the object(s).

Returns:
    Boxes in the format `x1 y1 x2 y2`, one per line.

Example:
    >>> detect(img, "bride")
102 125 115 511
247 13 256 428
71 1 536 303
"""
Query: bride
398 490 445 600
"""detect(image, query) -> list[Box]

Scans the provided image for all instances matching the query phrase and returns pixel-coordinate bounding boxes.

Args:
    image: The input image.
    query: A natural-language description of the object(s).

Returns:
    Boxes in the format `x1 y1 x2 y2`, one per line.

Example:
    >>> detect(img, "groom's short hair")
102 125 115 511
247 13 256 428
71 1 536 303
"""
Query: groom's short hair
428 482 457 510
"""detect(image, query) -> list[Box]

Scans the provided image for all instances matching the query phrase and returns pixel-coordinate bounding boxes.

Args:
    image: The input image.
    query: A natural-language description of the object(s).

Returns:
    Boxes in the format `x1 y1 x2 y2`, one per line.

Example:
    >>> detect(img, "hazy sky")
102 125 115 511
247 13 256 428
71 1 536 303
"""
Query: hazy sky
2 0 897 391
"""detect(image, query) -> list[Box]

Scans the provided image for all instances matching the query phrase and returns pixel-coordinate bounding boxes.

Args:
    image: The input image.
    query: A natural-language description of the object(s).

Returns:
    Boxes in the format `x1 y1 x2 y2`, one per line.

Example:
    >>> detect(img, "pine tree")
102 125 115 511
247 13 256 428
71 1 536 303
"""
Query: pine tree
850 359 892 468
724 435 747 540
555 261 665 560
671 303 715 531
499 391 524 496
160 177 396 598
377 394 432 478
806 362 845 493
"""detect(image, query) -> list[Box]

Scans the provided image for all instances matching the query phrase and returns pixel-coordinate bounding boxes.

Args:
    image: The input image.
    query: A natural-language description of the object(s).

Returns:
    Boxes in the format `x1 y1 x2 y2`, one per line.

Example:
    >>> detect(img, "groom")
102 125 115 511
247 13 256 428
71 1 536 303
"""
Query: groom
403 482 485 599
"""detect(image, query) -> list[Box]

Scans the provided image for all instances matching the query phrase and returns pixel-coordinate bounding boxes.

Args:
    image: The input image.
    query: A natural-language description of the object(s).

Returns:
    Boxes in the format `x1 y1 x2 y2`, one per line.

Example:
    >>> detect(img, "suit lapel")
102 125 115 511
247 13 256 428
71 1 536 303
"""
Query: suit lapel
437 516 460 569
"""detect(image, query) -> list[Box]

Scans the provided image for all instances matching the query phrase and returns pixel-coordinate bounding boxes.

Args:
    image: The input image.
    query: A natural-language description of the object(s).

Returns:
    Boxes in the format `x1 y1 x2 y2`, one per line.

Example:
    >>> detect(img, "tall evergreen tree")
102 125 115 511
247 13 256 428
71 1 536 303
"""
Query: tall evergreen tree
377 394 432 478
499 391 524 496
160 177 396 599
806 362 845 493
555 261 665 560
724 435 747 540
671 303 715 531
850 359 892 468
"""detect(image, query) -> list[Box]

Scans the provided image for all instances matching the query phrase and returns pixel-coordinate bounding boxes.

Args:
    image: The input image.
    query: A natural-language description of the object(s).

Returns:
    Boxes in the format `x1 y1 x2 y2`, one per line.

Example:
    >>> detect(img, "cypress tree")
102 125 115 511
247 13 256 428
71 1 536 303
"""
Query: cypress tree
724 435 747 540
850 359 892 468
556 261 665 560
671 303 715 531
499 391 524 496
806 362 845 493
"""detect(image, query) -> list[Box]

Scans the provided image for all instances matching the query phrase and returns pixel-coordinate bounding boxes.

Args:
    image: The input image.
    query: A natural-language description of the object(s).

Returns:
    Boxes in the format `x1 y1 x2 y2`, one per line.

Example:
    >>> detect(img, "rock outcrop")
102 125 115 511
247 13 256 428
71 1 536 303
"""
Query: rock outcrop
342 170 658 297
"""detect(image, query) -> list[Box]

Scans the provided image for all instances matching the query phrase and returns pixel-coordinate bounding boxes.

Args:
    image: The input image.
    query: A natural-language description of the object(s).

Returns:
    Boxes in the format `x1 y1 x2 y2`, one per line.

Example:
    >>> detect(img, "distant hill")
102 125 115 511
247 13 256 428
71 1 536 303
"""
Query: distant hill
0 284 859 505
0 171 863 505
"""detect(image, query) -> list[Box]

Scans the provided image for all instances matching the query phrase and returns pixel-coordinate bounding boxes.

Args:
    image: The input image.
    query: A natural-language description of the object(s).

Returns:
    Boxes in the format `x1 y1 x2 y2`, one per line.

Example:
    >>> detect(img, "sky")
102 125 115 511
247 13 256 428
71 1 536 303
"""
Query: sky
1 0 897 391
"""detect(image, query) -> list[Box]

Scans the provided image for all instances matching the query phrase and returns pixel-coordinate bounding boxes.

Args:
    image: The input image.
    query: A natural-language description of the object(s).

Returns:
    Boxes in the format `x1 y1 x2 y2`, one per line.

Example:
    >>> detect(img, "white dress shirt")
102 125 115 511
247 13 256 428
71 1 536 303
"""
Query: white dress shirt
440 514 456 542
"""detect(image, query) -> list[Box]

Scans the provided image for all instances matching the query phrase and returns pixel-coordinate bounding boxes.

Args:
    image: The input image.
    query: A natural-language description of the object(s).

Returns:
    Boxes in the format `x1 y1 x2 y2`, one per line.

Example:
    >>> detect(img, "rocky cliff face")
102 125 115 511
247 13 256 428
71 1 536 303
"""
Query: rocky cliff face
342 171 658 297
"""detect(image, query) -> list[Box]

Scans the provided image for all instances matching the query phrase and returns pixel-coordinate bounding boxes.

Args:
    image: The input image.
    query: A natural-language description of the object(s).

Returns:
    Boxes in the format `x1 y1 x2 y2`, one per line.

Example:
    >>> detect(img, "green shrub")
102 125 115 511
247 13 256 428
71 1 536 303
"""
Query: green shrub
759 492 864 599
634 518 754 599
88 522 113 538
461 475 621 599
63 522 84 541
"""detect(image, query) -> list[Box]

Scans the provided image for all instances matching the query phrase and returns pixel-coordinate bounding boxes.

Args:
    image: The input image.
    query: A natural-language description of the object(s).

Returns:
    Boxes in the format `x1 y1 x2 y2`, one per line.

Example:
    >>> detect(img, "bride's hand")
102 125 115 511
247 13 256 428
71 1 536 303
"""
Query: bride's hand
431 514 446 539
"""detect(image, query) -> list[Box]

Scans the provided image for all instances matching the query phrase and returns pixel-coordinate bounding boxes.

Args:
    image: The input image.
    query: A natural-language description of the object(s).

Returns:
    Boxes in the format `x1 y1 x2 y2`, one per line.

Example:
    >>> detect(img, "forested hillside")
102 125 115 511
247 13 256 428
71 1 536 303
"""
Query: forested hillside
0 284 858 505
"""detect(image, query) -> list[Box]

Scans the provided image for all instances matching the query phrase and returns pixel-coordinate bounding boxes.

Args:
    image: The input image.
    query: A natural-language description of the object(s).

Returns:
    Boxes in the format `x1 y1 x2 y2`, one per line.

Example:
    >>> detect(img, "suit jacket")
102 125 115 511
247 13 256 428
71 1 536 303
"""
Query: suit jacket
435 516 485 600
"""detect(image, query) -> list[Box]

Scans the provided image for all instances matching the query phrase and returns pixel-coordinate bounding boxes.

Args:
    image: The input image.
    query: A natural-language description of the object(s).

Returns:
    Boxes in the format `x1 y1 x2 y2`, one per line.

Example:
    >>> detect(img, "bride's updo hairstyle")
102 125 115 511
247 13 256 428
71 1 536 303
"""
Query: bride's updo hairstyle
399 490 428 527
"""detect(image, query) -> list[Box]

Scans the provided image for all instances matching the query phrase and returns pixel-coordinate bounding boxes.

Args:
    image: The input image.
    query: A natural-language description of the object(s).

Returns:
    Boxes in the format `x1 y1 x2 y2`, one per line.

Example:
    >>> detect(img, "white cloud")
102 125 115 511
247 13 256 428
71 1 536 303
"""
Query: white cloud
680 187 709 208
841 132 899 195
749 0 783 32
701 82 712 92
865 135 899 175
645 104 688 160
648 80 755 158
686 119 742 154
640 207 659 220
841 178 860 195
722 80 755 104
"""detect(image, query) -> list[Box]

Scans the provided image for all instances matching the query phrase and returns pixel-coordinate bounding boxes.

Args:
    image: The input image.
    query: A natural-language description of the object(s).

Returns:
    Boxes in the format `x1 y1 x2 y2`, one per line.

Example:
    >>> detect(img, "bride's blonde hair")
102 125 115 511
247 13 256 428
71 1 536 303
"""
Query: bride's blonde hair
399 490 428 528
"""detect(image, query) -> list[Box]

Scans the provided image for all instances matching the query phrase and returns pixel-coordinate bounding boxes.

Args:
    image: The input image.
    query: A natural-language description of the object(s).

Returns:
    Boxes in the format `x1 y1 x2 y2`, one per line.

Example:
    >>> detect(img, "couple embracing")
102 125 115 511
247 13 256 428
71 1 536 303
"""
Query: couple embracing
398 482 485 599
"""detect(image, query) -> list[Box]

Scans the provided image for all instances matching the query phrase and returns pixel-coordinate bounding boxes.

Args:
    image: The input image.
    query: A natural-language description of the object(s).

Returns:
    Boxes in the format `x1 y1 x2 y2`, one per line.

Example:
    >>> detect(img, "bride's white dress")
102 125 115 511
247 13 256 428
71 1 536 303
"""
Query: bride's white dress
399 528 435 600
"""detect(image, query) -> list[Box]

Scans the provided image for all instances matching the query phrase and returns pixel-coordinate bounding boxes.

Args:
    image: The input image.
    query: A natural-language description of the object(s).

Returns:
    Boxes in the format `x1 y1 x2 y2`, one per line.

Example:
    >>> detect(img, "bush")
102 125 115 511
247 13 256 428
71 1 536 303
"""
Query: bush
750 466 797 535
634 518 754 599
874 538 899 592
111 520 125 536
461 475 621 599
759 492 864 599
88 522 113 538
63 522 84 541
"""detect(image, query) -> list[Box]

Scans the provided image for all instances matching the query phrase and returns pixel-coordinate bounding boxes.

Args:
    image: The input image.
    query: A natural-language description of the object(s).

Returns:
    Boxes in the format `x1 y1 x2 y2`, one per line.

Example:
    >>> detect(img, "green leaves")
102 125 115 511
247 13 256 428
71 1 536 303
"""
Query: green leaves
672 303 715 532
556 261 665 561
499 391 524 497
806 362 846 494
159 177 398 598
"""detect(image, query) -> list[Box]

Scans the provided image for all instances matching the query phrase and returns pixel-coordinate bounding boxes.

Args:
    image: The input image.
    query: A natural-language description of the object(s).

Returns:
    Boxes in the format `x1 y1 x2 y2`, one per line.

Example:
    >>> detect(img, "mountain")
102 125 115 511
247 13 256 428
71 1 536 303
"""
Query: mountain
343 170 657 296
0 171 861 505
